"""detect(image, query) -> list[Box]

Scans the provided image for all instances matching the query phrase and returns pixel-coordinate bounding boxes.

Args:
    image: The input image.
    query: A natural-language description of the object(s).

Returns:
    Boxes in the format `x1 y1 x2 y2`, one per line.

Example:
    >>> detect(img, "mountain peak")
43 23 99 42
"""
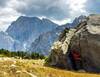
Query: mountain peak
42 18 50 21
6 15 58 48
17 16 41 22
18 16 39 19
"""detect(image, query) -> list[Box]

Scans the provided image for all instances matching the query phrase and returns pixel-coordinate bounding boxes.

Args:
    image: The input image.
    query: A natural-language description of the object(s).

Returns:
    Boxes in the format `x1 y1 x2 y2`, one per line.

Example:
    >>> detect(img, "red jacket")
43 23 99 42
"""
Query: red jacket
71 50 81 61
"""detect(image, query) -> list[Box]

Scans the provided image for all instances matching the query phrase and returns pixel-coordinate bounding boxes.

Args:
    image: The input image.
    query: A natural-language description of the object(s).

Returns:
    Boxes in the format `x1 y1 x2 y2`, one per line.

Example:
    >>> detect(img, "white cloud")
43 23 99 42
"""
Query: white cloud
39 16 71 25
0 0 99 31
67 0 88 18
0 7 21 31
14 0 70 20
52 19 71 25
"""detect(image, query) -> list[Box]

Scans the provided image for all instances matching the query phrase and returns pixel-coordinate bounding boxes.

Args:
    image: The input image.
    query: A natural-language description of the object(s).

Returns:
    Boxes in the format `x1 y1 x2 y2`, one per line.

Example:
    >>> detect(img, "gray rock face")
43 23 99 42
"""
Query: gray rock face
48 28 76 69
0 31 23 51
48 14 100 73
70 14 100 72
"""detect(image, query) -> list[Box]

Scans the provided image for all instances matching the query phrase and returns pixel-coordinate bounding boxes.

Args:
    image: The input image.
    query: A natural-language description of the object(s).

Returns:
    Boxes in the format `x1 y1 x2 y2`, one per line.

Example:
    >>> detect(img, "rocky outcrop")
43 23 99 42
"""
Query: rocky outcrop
48 14 100 73
70 14 100 72
48 29 76 69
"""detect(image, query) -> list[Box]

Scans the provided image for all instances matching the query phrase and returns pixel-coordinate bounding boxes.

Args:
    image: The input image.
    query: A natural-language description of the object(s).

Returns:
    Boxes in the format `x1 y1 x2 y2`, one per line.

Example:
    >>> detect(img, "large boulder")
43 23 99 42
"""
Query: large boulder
70 14 100 72
48 14 100 73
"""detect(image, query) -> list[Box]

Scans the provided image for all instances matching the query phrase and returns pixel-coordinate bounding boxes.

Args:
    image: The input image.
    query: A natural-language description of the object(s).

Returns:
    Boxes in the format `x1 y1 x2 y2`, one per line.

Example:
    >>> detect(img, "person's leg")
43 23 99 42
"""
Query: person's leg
75 60 83 70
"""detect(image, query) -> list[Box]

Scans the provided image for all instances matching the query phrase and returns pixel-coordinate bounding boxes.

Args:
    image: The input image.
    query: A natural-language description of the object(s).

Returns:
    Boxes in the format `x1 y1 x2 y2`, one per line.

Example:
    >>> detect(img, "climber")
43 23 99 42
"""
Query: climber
69 50 83 70
71 50 81 61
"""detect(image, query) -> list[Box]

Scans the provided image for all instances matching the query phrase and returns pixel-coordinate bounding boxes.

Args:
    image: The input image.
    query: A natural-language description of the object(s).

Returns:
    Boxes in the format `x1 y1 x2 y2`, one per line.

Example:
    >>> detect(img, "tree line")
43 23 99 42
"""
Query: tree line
0 49 45 59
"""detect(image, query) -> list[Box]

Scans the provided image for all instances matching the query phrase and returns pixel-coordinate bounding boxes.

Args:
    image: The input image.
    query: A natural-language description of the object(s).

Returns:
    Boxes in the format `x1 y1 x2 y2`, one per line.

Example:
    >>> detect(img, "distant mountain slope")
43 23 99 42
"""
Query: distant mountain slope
0 31 14 51
6 16 58 42
29 25 69 55
0 31 22 51
6 16 59 50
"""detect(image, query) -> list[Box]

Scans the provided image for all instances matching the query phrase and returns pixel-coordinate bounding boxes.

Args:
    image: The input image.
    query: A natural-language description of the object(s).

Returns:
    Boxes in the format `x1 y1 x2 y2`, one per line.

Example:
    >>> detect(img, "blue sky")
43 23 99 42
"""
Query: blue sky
0 0 100 31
